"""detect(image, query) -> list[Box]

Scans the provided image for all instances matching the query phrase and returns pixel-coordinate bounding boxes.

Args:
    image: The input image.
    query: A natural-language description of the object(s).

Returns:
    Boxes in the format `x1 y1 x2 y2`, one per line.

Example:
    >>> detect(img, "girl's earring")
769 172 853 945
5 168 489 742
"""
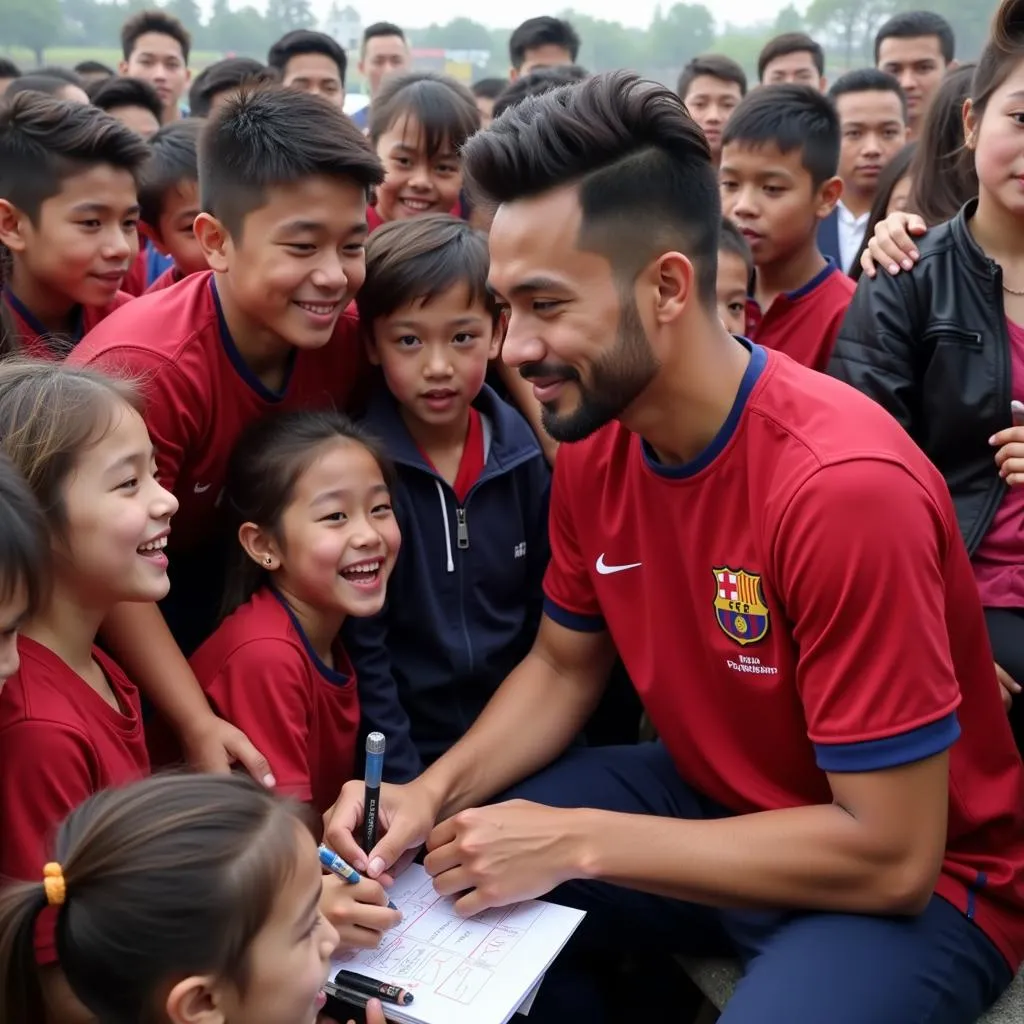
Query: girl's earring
264 556 273 566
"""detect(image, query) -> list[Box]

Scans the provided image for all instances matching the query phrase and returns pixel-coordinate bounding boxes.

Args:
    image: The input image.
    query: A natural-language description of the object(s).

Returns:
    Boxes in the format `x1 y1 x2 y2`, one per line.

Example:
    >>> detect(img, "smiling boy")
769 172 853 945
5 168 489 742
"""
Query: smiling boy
0 93 147 359
721 84 855 371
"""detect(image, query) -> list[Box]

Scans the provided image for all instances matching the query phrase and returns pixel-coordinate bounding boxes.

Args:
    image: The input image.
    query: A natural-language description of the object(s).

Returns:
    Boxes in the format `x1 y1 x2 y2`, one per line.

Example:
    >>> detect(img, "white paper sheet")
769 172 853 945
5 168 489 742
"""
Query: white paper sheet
330 864 584 1024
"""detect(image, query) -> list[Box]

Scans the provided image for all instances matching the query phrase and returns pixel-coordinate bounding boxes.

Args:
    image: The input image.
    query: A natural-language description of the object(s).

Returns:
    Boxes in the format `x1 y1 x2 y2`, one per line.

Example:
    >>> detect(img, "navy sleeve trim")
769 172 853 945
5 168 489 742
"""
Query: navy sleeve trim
814 712 960 772
543 597 606 633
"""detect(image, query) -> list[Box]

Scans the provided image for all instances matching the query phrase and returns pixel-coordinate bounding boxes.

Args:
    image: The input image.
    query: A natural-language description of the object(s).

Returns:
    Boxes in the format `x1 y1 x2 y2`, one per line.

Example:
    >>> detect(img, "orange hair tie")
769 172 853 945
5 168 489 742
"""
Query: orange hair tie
42 862 65 907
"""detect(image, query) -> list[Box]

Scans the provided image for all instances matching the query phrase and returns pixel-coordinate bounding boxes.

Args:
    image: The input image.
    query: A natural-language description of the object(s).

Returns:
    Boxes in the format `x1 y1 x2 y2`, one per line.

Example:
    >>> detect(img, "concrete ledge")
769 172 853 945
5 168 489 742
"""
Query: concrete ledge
677 956 1024 1022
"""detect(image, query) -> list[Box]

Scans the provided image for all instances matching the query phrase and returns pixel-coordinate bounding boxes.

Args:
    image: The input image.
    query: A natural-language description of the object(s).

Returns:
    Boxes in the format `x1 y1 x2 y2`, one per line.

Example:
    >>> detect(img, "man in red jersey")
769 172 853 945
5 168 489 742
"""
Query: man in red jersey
69 87 381 776
325 72 1024 1024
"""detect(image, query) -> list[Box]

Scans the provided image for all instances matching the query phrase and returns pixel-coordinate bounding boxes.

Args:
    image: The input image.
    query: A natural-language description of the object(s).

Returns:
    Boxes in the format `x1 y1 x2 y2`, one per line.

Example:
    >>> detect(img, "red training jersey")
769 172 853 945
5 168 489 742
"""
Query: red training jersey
0 637 149 961
543 342 1024 970
144 264 185 294
191 587 360 813
67 271 368 552
748 261 855 372
2 288 132 361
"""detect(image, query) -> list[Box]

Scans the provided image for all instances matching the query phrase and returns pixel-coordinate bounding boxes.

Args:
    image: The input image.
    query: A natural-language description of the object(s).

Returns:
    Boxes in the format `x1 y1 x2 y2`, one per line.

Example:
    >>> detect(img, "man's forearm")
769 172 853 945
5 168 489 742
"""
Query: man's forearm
572 803 942 915
420 647 609 821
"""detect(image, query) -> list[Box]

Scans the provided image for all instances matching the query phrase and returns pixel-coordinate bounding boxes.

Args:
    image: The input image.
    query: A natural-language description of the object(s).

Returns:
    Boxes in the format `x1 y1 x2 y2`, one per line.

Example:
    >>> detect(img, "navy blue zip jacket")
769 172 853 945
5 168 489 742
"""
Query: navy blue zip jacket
345 383 551 781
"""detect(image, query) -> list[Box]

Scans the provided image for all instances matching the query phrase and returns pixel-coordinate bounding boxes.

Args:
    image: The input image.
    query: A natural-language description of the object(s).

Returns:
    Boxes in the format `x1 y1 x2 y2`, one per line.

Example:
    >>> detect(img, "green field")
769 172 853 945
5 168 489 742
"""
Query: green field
3 46 226 71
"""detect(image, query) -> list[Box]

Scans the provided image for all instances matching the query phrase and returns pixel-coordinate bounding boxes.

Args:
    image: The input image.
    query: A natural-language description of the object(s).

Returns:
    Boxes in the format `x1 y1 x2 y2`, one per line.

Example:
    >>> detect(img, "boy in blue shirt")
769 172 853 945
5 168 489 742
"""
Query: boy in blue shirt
348 215 551 779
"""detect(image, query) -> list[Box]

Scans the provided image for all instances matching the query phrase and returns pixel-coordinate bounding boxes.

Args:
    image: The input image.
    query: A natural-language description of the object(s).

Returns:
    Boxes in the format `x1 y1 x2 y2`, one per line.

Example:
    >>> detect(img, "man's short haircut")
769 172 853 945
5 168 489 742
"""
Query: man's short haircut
471 77 507 100
267 29 347 85
199 86 383 238
5 76 75 100
874 11 956 64
722 83 840 187
138 119 201 232
74 59 115 77
357 215 498 326
757 32 825 80
492 65 589 120
464 70 720 307
35 66 84 86
369 72 480 157
88 76 164 124
718 217 753 275
0 58 21 79
828 68 907 121
676 54 747 102
0 92 149 223
361 21 406 55
121 9 191 63
509 16 581 69
188 58 278 118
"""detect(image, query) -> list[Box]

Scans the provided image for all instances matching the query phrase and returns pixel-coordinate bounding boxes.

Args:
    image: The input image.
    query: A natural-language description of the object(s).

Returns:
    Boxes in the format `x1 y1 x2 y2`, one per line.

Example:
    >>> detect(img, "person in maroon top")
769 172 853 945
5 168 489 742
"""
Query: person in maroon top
0 93 146 359
721 84 855 371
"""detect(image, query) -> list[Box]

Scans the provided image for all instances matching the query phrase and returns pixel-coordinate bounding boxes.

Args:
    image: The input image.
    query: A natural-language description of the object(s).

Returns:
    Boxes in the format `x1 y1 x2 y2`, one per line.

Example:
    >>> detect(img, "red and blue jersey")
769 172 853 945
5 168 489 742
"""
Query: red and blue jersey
2 288 132 360
543 342 1024 969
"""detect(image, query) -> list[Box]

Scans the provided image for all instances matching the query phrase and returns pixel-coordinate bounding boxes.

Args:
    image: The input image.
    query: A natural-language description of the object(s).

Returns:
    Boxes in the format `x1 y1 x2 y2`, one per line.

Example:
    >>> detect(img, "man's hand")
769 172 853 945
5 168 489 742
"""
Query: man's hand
181 714 275 787
320 874 401 950
424 800 587 916
324 778 442 878
995 662 1021 711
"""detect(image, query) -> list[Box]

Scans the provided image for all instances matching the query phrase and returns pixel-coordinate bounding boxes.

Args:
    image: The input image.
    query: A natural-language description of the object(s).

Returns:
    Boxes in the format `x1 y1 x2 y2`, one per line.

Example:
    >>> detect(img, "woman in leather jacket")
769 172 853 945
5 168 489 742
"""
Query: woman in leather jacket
831 28 1024 750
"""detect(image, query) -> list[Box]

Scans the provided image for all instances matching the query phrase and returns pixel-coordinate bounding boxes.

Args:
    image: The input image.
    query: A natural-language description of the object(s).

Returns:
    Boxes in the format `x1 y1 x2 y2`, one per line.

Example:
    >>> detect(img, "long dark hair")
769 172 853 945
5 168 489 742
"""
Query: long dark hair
850 143 918 282
220 408 393 619
0 773 308 1024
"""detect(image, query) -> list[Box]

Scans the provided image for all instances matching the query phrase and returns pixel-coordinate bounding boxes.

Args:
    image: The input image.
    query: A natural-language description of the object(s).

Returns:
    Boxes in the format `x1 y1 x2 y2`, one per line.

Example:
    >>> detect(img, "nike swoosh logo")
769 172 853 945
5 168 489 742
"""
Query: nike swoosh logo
596 554 642 575
194 483 211 494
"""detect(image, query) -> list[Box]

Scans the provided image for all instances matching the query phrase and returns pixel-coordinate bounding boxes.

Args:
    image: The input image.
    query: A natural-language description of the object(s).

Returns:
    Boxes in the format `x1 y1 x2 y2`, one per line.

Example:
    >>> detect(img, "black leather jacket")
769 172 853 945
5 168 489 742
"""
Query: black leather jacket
829 200 1013 556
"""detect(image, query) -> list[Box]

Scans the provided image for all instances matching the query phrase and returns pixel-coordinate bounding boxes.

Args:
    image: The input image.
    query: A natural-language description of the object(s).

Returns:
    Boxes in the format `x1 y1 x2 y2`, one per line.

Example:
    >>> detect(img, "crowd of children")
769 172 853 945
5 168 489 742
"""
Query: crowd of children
0 3 1021 1023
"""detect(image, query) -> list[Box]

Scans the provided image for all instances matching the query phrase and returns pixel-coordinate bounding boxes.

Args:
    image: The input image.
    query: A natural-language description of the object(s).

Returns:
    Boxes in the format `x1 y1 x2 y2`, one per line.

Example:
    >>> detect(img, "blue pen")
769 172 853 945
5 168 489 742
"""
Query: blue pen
318 845 398 911
363 732 386 854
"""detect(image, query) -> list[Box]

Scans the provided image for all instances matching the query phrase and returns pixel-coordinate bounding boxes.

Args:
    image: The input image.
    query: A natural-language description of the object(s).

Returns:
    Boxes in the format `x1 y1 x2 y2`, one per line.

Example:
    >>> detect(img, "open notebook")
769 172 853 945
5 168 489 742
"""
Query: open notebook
329 863 585 1024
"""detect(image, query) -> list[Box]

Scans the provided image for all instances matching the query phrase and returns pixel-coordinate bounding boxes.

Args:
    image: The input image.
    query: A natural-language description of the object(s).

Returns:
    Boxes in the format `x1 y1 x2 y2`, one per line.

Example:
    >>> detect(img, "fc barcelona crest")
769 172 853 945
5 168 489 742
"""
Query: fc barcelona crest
712 566 770 646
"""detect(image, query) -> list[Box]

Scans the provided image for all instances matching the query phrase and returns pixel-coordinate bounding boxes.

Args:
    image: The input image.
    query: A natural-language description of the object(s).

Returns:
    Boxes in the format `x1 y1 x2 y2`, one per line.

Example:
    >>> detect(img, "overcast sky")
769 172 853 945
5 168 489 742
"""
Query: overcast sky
303 0 795 32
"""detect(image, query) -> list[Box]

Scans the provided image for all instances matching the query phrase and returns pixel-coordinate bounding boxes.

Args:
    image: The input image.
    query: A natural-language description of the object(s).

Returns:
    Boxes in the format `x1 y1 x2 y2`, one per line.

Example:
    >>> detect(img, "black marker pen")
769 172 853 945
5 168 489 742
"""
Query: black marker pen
334 970 414 1006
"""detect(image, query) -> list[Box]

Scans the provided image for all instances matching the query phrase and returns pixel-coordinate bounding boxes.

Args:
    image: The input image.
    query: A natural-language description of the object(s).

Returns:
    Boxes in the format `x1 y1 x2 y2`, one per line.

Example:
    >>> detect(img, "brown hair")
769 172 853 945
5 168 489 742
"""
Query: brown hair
0 773 307 1024
221 409 394 618
0 362 140 540
0 449 50 617
357 215 498 327
850 142 918 282
907 63 977 226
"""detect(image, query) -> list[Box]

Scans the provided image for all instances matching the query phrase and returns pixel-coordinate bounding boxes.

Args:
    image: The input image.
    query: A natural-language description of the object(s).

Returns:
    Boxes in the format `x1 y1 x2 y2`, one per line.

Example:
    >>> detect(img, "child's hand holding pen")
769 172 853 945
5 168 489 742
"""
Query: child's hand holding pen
320 872 402 950
318 996 386 1024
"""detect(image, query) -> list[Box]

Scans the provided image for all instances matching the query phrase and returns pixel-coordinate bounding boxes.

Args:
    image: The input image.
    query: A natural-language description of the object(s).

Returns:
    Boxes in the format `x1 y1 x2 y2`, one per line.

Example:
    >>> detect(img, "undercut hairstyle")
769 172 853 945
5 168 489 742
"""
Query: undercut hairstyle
88 76 163 125
221 410 393 617
187 58 278 119
138 119 201 233
718 217 753 276
0 92 150 224
0 773 313 1024
121 9 191 63
757 32 825 80
267 29 347 85
471 77 507 100
0 450 50 621
369 72 480 156
74 60 114 78
35 66 83 87
828 68 907 121
199 86 383 238
361 21 406 55
357 215 498 327
722 84 840 187
509 16 581 69
5 77 76 101
874 10 955 64
463 70 720 307
676 54 747 102
492 65 590 121
0 58 20 79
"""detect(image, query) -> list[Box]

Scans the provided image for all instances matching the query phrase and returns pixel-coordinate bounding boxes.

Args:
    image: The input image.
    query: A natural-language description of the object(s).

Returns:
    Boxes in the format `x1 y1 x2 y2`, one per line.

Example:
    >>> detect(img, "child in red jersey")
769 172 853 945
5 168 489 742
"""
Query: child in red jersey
193 409 402 820
137 119 207 293
0 362 176 1020
720 84 855 371
0 774 391 1024
367 71 479 231
0 93 147 359
66 86 384 778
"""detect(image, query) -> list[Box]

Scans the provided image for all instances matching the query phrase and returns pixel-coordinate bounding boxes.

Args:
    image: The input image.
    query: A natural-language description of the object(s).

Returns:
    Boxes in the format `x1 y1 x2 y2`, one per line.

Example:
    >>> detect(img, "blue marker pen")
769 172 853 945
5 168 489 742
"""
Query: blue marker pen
363 732 386 855
318 845 398 911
